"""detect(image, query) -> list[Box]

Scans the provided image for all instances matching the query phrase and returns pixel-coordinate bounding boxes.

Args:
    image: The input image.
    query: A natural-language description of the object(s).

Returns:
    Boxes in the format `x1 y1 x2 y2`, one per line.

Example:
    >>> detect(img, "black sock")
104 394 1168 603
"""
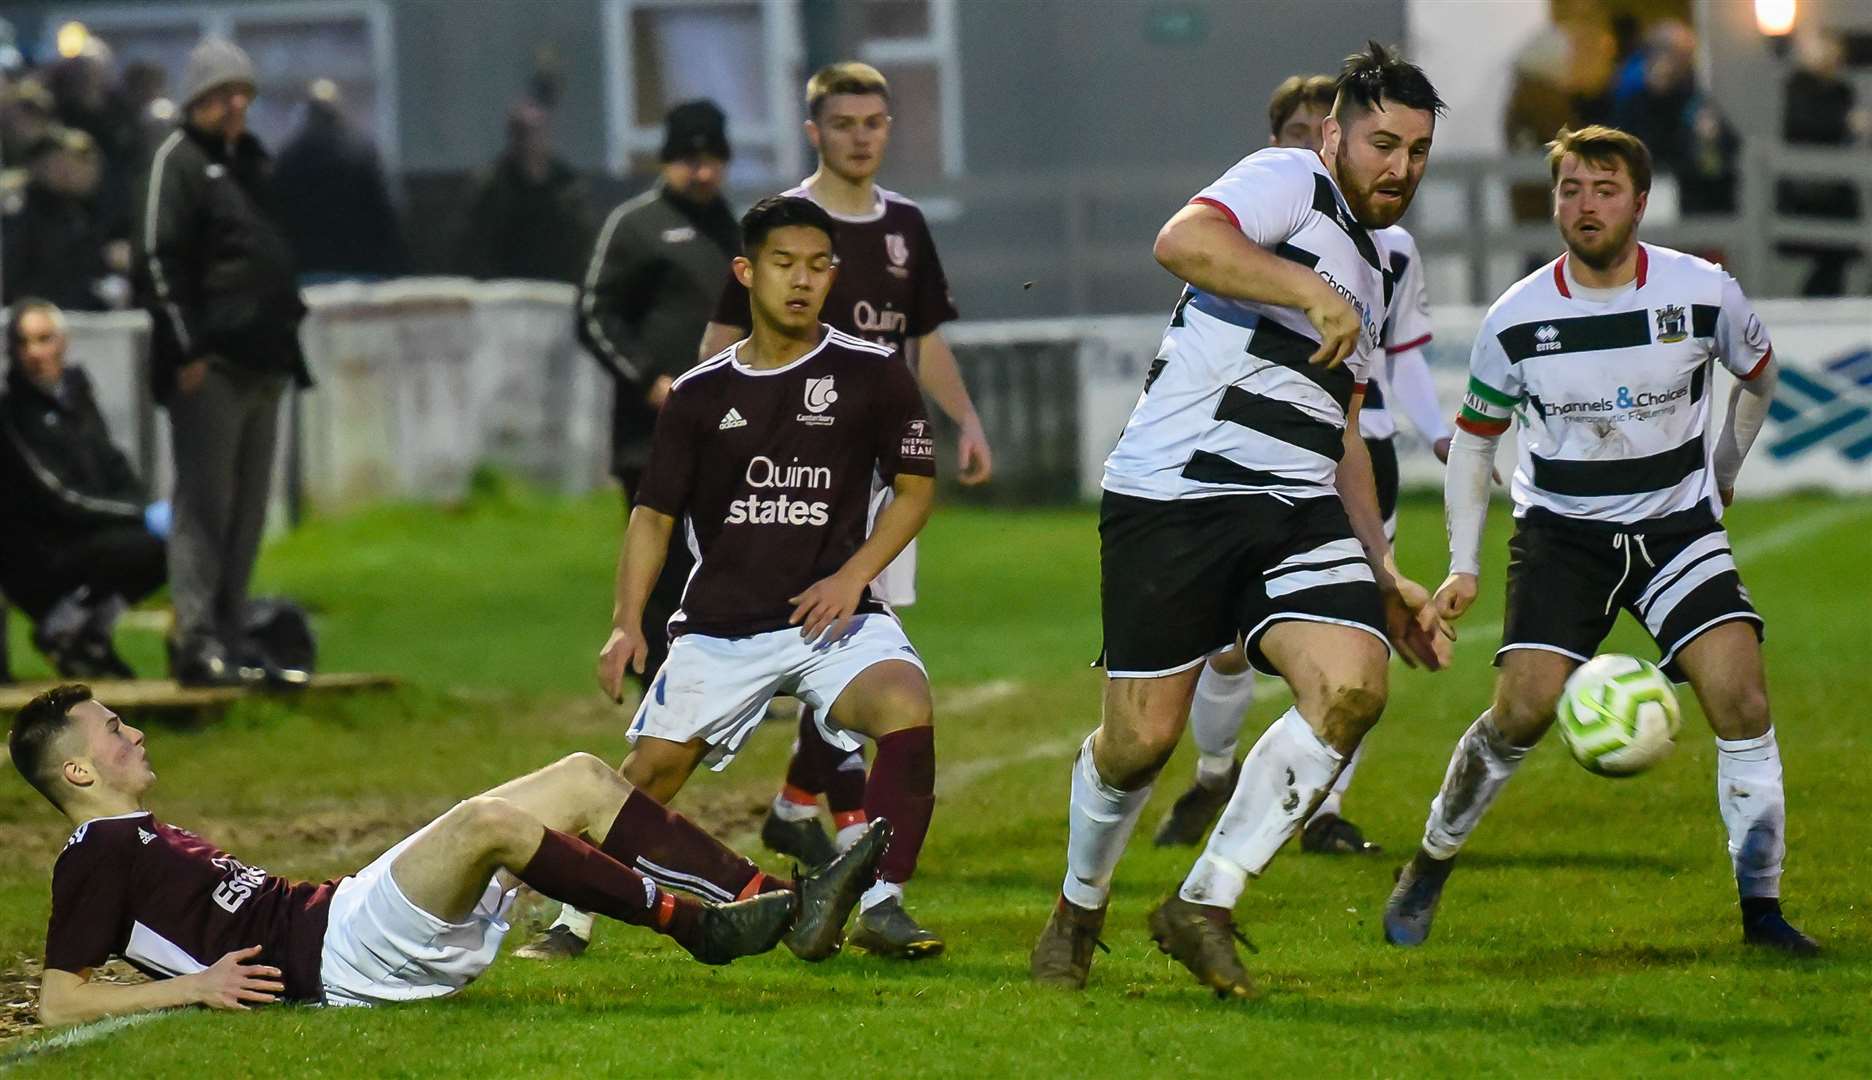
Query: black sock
1740 896 1782 922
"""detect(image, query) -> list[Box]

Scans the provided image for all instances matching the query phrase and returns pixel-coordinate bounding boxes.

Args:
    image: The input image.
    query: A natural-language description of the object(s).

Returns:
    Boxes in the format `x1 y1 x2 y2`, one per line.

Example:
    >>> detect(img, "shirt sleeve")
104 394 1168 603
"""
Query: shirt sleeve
45 833 129 973
905 214 959 338
634 385 703 517
874 356 936 483
1458 323 1525 437
1713 274 1772 380
709 267 752 331
1383 238 1435 355
1189 151 1315 248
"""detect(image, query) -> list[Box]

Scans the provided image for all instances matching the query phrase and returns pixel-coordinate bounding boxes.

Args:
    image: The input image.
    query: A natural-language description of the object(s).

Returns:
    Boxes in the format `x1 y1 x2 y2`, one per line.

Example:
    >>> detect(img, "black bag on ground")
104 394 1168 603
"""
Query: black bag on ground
243 598 317 675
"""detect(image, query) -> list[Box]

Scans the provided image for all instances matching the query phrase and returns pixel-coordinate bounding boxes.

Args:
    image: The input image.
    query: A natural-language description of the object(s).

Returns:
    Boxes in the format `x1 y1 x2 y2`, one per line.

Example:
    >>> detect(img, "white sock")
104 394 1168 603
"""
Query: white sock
1190 663 1255 786
549 905 594 940
770 793 819 822
1309 739 1366 824
834 821 868 852
1716 728 1785 899
1421 710 1528 860
1179 707 1343 909
859 879 904 912
1060 732 1152 910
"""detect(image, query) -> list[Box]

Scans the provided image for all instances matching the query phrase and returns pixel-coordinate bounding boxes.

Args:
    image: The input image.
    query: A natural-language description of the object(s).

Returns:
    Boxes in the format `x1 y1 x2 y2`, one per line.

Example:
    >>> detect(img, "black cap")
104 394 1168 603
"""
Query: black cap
661 99 730 163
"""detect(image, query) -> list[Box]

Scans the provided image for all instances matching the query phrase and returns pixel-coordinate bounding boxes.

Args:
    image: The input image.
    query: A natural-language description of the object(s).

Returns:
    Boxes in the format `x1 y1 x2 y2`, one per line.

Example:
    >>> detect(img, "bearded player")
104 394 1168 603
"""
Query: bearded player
1029 44 1451 999
1154 73 1455 858
12 685 890 1023
1382 126 1817 955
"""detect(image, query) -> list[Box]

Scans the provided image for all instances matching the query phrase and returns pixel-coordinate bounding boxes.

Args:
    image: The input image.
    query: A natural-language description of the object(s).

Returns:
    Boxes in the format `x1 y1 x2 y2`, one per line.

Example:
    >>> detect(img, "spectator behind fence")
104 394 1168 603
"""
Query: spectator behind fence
3 126 130 310
453 100 592 282
1609 19 1739 214
0 300 168 679
134 37 312 689
1777 32 1867 296
273 78 406 281
570 99 737 700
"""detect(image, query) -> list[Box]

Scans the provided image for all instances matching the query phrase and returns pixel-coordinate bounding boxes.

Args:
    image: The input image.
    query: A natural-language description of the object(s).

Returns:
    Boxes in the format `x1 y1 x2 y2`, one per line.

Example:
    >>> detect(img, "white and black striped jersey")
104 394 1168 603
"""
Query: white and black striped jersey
1102 148 1386 502
1458 244 1772 528
1359 225 1445 443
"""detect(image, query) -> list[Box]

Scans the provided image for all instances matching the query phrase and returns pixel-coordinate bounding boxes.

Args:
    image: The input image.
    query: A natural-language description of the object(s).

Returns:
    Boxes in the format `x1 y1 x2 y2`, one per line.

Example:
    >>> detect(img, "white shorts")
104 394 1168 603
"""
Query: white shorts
867 486 917 606
319 811 518 1008
629 612 926 770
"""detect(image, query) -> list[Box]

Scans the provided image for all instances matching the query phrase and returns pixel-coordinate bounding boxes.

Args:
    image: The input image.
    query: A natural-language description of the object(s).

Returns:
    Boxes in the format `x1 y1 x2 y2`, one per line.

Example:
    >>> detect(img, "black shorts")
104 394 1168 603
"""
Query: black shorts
1363 435 1399 535
1500 513 1763 681
1098 491 1389 679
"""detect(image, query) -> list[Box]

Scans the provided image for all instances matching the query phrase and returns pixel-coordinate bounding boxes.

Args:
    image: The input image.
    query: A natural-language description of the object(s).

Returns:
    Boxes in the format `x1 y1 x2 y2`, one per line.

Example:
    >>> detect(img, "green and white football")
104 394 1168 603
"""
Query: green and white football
1556 654 1683 776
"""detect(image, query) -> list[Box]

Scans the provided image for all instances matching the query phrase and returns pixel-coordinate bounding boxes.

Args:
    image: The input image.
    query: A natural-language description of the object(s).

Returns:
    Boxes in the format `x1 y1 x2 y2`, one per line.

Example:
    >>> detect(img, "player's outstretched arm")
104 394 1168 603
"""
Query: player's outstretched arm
599 506 676 701
1336 399 1450 669
790 474 934 643
1152 203 1358 367
909 331 992 486
1431 426 1500 627
39 948 283 1027
1715 357 1778 506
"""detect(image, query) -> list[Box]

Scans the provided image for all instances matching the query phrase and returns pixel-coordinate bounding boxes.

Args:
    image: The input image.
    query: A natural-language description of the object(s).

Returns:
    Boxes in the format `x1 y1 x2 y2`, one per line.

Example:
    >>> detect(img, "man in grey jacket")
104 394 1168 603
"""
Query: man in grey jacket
134 38 310 687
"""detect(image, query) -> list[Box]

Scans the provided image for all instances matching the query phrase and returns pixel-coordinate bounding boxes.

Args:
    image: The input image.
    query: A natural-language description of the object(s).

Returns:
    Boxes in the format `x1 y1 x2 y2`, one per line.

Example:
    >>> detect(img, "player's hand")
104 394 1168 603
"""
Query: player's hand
191 946 283 1011
177 358 213 396
1382 571 1452 671
789 570 866 645
1432 436 1451 464
1720 486 1734 507
956 417 993 486
645 375 674 410
1302 285 1360 368
596 623 648 703
1427 572 1479 626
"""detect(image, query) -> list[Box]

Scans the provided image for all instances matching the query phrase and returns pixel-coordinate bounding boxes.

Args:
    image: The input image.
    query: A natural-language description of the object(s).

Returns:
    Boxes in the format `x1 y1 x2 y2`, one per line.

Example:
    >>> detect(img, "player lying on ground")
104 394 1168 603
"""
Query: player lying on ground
11 684 888 1024
1030 43 1452 999
1383 125 1816 955
540 196 944 962
1154 72 1456 859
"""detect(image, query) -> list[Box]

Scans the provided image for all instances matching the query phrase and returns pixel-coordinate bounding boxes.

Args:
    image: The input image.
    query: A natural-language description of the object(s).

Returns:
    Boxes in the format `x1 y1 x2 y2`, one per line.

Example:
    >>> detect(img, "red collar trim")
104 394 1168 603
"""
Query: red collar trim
1554 245 1647 298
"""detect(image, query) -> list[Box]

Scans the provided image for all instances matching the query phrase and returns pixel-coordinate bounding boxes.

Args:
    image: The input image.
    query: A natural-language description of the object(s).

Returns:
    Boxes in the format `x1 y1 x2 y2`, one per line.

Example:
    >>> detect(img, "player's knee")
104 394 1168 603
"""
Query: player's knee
1207 647 1250 676
457 796 534 853
1709 682 1772 740
1317 677 1386 742
558 751 618 788
1493 688 1559 744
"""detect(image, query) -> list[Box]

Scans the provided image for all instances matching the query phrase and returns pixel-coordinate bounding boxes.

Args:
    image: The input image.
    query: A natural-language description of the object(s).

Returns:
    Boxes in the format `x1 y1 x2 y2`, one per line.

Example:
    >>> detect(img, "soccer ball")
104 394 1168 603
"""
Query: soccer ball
1555 654 1683 776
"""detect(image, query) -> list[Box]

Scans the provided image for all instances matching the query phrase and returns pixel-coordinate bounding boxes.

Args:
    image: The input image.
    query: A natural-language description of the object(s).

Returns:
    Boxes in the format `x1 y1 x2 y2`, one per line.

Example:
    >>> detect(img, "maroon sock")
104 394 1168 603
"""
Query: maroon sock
599 788 788 901
862 727 936 885
824 746 870 819
784 708 842 799
520 827 704 944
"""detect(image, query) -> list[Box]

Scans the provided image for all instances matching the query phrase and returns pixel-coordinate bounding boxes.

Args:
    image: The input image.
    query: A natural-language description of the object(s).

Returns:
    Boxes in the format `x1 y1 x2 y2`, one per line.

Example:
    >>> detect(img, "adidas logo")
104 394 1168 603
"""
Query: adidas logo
719 408 747 430
137 828 156 846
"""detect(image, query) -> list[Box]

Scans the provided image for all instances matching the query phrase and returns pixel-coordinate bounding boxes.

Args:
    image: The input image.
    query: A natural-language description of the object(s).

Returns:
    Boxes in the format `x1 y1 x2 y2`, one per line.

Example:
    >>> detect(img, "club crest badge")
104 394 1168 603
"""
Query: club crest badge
1655 304 1688 343
885 232 910 267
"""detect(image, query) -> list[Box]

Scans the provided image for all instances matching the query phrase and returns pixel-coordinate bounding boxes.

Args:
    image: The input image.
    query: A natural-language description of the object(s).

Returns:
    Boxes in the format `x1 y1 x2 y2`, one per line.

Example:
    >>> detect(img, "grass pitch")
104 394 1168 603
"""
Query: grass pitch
2 490 1869 1077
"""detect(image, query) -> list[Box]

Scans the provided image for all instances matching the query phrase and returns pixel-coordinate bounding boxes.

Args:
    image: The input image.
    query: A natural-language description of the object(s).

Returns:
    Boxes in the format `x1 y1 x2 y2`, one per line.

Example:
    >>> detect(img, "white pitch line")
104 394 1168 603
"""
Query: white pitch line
937 679 1022 714
1 1012 159 1066
938 736 1081 795
1733 503 1872 561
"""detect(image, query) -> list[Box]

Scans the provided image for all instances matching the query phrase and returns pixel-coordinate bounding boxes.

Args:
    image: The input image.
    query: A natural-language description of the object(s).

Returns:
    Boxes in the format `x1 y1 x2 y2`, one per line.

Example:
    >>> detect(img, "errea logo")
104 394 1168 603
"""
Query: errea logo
1535 324 1562 353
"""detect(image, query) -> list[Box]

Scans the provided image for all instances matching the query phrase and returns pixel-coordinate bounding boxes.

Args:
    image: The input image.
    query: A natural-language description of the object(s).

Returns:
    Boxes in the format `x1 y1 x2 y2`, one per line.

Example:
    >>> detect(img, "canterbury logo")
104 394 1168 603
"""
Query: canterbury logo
719 408 747 430
803 376 838 414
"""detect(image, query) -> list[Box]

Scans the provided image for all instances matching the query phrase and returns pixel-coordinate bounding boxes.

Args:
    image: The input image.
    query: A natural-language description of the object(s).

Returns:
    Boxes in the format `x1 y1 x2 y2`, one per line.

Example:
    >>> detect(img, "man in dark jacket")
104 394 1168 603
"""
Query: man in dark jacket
454 101 592 282
0 300 167 678
579 104 734 677
1 127 121 311
271 79 405 281
134 37 311 686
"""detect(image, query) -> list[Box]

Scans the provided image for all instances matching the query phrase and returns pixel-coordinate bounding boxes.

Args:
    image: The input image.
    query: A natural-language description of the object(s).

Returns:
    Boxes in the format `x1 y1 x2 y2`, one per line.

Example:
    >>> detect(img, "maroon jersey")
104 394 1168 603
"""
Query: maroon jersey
45 812 336 1002
636 326 936 638
710 184 959 355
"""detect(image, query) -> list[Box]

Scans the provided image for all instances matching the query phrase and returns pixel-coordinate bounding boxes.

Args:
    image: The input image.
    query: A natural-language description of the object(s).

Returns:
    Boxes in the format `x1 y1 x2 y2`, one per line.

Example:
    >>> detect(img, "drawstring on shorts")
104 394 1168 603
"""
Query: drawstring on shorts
1605 532 1656 615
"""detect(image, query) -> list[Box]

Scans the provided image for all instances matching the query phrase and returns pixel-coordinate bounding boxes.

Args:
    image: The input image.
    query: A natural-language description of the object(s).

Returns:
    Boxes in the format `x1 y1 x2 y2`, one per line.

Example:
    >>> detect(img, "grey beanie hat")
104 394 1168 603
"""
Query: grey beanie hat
180 37 256 107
